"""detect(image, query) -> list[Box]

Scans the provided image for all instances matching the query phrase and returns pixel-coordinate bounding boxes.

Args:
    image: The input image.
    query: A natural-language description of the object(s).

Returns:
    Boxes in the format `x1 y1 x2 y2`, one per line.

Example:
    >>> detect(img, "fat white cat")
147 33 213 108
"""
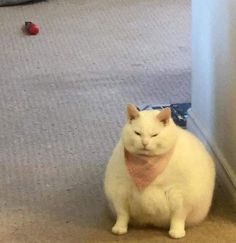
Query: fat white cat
104 104 215 239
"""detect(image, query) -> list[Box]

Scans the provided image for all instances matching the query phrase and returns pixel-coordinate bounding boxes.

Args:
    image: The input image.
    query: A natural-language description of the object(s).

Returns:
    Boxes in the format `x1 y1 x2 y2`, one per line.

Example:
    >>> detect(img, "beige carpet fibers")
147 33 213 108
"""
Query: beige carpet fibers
0 0 235 242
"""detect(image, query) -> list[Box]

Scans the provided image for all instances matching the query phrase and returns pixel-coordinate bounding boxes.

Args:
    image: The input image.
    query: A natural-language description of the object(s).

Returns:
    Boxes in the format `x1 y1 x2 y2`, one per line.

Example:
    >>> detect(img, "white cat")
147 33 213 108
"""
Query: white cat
104 104 215 239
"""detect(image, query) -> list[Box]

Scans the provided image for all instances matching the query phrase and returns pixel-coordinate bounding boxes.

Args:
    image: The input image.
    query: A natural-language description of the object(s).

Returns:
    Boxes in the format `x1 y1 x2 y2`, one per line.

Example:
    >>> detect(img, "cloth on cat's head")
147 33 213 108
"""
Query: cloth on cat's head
124 147 174 188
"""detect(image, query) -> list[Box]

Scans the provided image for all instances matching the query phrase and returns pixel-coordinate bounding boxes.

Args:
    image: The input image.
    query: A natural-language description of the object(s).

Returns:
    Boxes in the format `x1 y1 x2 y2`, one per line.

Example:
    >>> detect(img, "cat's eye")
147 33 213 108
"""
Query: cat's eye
151 133 159 137
134 131 141 136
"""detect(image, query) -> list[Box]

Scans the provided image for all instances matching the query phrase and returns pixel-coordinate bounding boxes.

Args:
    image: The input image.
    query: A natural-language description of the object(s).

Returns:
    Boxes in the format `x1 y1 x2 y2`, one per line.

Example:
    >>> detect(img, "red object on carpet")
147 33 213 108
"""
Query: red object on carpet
25 22 39 35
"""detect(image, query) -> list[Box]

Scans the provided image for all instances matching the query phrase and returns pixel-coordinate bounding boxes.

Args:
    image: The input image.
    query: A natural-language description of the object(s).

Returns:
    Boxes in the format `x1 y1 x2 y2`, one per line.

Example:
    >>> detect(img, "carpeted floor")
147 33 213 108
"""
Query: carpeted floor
0 0 235 242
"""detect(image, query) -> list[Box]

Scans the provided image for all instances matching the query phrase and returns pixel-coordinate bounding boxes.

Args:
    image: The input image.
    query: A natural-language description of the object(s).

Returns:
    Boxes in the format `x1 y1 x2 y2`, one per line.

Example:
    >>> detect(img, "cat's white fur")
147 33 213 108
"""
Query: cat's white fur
104 104 215 238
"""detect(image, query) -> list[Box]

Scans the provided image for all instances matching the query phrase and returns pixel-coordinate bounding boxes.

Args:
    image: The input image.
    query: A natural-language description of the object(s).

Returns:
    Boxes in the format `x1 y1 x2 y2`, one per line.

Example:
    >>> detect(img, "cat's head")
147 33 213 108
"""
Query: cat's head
122 104 178 156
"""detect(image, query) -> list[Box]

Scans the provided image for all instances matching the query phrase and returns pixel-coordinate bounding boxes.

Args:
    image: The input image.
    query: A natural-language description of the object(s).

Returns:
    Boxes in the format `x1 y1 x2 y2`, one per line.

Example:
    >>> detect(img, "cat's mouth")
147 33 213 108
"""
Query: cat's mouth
138 148 150 155
140 148 148 151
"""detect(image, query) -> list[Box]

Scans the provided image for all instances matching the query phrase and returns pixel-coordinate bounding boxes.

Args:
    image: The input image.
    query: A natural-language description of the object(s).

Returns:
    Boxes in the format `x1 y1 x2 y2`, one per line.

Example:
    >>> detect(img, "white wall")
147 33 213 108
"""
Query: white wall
191 0 236 188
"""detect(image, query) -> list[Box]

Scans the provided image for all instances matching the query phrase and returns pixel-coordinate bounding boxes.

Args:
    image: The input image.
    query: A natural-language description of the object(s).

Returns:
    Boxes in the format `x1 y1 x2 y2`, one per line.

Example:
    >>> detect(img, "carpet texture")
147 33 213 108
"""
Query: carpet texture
0 0 235 242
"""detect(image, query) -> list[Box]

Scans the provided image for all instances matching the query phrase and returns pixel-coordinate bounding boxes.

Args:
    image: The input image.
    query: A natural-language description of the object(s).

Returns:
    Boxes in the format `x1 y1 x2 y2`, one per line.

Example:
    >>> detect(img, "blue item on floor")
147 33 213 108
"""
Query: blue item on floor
137 103 191 128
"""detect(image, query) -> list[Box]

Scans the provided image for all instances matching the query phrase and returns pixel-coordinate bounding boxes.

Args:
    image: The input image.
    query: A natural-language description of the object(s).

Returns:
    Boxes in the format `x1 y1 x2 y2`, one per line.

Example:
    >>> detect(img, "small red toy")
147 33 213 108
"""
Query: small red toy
25 21 39 35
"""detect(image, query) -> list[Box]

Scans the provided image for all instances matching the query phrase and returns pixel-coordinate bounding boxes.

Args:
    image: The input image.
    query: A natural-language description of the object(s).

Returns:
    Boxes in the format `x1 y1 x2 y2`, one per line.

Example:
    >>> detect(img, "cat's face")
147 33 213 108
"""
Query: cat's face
122 104 177 156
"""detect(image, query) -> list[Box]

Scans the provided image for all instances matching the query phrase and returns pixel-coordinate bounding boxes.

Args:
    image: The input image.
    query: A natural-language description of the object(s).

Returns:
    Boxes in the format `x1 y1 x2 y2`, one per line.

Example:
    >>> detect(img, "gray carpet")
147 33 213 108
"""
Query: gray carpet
1 1 234 243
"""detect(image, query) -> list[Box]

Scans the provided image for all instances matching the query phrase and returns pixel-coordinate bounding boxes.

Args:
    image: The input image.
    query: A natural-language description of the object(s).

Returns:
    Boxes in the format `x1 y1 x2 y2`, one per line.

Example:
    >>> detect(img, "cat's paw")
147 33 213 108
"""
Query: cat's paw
169 229 186 239
112 224 128 235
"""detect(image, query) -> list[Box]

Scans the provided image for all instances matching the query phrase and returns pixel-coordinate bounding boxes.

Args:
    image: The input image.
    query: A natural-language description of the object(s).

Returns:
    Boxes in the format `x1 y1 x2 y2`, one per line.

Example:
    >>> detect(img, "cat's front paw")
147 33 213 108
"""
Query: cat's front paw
169 229 186 239
112 224 128 235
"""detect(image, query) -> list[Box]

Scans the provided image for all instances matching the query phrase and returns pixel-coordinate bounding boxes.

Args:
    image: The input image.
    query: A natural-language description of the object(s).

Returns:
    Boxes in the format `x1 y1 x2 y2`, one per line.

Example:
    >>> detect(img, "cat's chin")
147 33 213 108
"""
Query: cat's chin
125 147 157 157
136 148 170 157
126 148 151 156
137 149 154 156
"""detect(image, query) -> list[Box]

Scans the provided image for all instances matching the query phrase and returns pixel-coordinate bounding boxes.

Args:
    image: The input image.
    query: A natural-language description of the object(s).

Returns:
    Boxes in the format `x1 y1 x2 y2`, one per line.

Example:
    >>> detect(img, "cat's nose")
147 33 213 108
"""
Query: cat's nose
142 139 149 147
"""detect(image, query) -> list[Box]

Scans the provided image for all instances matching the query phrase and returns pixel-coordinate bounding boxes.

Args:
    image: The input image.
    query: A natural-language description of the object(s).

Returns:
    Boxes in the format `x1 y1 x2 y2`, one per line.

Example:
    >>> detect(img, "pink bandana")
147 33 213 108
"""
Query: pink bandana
125 148 174 188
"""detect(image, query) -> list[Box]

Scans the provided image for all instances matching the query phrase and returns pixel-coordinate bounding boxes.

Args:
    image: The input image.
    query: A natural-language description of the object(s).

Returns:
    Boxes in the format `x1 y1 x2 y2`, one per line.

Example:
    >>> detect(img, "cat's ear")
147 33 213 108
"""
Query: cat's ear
157 107 171 126
127 104 140 121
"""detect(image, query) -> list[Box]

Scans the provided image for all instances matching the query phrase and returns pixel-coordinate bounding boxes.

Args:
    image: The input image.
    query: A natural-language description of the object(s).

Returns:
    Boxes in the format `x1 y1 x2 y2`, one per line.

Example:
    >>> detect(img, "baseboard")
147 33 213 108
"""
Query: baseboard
187 109 236 202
